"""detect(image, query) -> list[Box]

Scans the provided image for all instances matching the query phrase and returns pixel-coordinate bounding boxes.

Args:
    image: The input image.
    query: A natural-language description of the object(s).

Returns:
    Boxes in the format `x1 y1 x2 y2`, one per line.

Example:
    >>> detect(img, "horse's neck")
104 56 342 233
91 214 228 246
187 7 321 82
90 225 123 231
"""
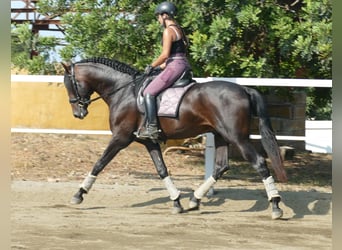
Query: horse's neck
97 74 135 106
83 64 133 97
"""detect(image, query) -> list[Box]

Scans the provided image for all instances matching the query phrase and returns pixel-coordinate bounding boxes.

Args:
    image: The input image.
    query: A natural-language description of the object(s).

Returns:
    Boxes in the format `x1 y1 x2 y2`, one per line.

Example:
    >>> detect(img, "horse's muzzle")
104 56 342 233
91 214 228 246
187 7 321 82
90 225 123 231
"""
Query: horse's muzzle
73 107 88 119
74 111 87 119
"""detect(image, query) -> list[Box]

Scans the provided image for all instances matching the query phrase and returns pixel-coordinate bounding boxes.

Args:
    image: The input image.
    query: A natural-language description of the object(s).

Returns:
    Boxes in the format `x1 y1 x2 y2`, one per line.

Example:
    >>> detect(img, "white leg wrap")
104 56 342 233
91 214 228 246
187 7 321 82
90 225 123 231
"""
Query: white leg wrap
263 176 281 201
80 172 97 193
163 176 180 200
194 176 216 200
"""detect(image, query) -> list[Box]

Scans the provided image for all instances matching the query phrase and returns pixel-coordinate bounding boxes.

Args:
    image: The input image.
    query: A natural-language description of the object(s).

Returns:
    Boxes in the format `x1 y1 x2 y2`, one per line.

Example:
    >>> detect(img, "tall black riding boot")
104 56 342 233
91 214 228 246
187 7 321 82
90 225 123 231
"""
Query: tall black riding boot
138 94 159 140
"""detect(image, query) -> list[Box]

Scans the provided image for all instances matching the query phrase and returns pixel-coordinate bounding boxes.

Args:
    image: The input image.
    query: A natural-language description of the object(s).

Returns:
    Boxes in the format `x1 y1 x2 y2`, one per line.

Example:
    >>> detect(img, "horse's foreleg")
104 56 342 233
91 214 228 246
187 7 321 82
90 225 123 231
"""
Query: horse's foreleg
237 141 283 219
70 137 130 205
189 137 229 210
70 172 96 204
144 141 183 214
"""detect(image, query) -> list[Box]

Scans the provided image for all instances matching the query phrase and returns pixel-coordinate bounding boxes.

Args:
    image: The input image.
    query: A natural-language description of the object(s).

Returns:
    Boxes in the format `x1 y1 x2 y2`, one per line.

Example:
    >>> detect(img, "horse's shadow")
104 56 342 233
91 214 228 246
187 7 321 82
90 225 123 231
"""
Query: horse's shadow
131 187 331 219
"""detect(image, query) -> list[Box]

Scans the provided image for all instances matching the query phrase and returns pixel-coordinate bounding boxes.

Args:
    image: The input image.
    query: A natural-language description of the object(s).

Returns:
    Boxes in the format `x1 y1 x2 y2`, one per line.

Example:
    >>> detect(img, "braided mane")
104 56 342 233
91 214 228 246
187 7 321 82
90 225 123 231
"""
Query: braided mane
78 57 140 76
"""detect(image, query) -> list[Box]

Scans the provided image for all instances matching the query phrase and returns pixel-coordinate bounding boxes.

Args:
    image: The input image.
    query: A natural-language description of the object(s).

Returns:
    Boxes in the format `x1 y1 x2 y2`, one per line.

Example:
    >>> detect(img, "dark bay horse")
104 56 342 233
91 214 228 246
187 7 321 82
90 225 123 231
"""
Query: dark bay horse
61 57 287 219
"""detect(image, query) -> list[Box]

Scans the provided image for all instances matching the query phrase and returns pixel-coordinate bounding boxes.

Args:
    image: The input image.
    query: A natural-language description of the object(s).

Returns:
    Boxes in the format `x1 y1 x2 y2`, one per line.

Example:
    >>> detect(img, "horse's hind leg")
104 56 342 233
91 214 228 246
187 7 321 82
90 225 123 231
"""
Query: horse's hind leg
144 141 183 214
189 135 229 210
236 140 283 219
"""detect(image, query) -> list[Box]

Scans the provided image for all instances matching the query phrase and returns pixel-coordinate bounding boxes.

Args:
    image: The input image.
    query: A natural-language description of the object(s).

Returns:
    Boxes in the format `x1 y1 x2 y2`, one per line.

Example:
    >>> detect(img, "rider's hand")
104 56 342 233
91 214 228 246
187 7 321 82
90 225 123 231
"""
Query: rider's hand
144 65 154 75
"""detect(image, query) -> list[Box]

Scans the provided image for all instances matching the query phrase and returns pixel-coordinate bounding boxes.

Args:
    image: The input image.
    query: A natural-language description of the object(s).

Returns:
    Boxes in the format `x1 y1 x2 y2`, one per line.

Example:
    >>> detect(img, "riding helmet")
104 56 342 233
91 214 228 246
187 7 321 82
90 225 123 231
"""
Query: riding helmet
155 2 177 17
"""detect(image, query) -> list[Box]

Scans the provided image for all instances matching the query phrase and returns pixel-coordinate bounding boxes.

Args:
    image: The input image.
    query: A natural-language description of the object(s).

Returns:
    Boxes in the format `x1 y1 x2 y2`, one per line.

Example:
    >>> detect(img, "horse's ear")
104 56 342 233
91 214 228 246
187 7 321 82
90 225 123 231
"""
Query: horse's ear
61 61 71 74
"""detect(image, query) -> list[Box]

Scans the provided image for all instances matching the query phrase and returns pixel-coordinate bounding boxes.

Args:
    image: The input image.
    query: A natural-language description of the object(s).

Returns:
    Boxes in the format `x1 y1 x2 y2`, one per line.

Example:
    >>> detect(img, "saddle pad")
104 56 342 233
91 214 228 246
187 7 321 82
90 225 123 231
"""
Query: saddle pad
158 83 195 117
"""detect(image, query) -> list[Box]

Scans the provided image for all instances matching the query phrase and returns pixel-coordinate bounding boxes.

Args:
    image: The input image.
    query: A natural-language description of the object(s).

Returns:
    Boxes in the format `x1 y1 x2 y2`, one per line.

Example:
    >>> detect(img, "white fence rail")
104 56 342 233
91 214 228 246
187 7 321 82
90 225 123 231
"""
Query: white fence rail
11 75 332 87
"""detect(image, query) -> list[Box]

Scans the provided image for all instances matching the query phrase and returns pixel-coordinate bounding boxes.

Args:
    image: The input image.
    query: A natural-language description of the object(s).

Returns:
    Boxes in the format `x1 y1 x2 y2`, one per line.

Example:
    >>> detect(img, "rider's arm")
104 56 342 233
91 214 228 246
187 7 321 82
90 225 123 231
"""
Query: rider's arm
151 28 173 68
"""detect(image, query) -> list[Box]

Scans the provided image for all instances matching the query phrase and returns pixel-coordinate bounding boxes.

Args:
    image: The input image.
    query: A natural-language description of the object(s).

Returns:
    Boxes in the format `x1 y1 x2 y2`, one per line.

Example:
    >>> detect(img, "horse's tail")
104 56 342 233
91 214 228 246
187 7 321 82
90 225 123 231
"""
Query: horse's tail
244 87 288 182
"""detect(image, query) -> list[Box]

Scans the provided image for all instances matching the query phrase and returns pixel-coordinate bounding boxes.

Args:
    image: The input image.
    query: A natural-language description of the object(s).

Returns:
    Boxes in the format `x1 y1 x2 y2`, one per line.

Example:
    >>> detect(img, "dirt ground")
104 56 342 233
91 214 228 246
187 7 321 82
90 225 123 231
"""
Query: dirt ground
11 133 332 250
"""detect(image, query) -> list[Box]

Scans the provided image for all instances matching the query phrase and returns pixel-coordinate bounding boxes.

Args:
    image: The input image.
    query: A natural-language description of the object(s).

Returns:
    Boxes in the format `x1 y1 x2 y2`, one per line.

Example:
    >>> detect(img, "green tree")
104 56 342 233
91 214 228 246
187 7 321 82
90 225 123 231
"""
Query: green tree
11 24 59 74
182 0 331 78
35 0 332 79
38 0 158 68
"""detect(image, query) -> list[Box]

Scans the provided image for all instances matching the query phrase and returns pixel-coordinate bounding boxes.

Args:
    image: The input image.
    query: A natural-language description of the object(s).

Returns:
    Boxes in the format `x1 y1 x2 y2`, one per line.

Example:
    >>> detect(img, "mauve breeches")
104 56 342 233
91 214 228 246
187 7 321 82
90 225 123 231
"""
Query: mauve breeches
143 56 190 96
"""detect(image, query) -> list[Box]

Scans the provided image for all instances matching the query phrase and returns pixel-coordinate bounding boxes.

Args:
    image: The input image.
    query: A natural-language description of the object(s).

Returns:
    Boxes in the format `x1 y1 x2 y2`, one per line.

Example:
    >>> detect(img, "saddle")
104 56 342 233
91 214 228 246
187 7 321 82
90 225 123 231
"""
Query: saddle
136 69 196 118
170 69 195 88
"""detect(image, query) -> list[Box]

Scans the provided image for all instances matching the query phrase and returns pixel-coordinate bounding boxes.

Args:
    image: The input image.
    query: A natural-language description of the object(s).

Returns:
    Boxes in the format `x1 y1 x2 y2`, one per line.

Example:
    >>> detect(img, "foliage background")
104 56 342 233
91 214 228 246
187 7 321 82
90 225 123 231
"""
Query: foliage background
11 0 332 119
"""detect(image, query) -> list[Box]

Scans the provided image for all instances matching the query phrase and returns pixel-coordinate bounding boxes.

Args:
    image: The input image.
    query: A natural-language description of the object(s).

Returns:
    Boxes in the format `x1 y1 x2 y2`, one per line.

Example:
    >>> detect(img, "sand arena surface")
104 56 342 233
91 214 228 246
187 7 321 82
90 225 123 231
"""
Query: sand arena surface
11 133 332 249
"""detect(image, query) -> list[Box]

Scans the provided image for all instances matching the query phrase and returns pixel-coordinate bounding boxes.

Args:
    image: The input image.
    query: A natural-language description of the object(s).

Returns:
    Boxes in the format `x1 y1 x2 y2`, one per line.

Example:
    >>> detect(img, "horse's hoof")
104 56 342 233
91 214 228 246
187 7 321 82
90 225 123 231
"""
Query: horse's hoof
70 196 83 205
189 197 200 210
172 198 184 214
189 200 199 210
272 208 283 220
171 206 184 214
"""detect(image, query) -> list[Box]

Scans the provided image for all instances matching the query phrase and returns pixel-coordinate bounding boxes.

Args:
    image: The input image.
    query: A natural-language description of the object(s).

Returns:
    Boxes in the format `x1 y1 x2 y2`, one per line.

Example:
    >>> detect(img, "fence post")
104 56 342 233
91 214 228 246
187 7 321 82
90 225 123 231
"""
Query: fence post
205 133 216 196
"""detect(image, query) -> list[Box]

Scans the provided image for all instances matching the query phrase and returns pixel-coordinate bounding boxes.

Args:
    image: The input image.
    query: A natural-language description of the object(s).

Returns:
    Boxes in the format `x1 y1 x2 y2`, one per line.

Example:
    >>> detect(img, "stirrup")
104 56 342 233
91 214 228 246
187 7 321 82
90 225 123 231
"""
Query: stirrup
134 125 160 140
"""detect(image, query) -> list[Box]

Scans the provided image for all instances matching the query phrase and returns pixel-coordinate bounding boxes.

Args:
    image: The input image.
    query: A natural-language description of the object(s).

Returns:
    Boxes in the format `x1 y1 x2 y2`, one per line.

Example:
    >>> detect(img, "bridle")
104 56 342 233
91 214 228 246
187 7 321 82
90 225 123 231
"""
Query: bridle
67 63 91 108
67 63 144 108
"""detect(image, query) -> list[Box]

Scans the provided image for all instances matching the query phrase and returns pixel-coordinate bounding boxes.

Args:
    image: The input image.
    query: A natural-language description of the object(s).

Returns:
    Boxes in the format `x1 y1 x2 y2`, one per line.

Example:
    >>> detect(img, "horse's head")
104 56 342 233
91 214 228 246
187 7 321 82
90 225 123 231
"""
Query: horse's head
61 62 92 119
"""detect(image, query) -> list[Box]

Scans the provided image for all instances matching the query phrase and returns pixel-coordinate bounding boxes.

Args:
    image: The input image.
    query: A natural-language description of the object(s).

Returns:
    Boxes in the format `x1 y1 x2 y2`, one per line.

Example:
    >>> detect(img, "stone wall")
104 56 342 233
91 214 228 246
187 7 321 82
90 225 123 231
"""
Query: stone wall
262 91 306 149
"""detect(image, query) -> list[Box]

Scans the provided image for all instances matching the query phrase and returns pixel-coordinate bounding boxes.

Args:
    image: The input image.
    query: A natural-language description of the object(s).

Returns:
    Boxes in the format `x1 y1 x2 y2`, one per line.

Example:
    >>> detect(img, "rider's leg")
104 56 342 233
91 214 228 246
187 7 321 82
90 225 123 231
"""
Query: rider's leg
138 93 159 139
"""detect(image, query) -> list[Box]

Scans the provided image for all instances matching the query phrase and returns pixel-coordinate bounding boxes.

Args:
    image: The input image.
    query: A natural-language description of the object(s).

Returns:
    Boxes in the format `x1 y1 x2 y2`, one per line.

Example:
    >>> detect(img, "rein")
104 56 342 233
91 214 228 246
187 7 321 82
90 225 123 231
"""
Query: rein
68 63 144 106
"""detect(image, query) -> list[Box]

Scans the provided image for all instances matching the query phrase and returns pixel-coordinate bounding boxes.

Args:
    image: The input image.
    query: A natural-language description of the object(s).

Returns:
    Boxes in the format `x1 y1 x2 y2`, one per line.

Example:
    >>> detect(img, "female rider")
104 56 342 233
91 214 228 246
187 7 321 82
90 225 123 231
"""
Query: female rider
137 1 191 140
